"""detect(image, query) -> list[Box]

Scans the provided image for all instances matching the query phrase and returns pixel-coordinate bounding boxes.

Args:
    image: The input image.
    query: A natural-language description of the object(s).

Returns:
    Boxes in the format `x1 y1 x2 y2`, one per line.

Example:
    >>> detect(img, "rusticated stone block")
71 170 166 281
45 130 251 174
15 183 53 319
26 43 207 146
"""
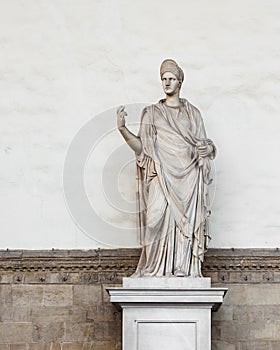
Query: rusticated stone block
28 344 61 350
0 285 12 307
233 322 256 341
10 345 27 350
86 304 118 322
93 320 121 341
0 307 12 322
212 321 222 340
61 343 92 350
218 322 237 341
32 322 65 342
273 321 280 340
64 322 94 342
43 285 73 307
0 322 32 343
237 340 273 350
212 305 233 321
0 345 10 350
211 340 236 350
233 305 264 323
73 285 102 307
12 285 44 307
250 320 275 340
90 340 122 350
246 285 280 305
29 306 86 323
213 321 251 342
91 340 120 350
264 305 280 320
1 306 31 323
271 341 280 350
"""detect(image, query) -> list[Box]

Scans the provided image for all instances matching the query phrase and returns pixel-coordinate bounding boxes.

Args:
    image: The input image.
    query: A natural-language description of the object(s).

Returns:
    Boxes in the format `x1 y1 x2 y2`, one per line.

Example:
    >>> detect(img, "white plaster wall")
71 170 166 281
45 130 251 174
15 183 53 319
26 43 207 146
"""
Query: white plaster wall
0 0 279 249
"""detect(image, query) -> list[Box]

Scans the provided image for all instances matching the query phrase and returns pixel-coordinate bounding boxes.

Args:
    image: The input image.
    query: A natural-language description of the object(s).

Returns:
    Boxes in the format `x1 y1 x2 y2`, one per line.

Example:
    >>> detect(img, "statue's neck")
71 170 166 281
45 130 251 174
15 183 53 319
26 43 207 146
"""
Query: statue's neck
164 92 181 108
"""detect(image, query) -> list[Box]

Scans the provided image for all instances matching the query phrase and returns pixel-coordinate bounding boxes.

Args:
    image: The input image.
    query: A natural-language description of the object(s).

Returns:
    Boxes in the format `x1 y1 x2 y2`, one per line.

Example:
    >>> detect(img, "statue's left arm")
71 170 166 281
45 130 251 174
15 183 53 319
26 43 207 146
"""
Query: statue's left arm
197 140 216 159
195 109 216 160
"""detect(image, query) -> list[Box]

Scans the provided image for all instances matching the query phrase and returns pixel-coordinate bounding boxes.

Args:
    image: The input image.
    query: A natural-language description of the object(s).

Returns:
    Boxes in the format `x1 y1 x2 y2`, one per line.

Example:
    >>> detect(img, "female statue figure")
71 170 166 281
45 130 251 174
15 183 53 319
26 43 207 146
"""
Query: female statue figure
117 59 216 277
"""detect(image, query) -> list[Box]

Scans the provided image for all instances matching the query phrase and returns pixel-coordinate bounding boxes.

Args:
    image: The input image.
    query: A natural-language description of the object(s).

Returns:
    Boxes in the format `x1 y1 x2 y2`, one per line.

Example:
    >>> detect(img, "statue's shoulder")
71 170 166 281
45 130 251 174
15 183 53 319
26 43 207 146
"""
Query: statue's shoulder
182 98 200 113
141 103 159 120
143 104 153 112
143 103 159 112
182 99 203 120
140 104 156 125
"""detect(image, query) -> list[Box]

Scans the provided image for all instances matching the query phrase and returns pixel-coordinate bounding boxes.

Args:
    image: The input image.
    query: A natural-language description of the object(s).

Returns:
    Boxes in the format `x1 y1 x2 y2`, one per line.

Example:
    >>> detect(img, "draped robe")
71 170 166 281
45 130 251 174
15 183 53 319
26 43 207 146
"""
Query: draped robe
134 99 215 277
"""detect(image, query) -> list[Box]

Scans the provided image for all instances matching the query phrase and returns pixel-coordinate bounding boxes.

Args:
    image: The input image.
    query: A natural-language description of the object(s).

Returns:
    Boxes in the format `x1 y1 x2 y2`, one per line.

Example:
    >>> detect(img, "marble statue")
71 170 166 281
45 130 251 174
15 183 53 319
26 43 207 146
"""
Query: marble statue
117 59 216 277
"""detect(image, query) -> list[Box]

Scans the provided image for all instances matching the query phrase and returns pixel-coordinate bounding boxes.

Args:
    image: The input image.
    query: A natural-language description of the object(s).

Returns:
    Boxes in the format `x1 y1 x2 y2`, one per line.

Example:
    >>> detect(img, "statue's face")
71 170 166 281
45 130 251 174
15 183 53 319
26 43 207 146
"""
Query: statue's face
161 72 181 96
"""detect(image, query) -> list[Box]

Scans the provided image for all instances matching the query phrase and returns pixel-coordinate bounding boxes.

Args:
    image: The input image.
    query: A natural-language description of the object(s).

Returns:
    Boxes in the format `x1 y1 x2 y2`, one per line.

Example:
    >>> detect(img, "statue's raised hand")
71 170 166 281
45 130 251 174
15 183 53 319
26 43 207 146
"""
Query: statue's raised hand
117 105 127 130
116 105 142 155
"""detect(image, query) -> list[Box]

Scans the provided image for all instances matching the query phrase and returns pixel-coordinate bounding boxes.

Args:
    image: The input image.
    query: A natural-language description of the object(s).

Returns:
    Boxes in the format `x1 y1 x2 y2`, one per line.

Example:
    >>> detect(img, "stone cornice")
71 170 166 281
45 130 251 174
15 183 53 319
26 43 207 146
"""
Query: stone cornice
204 248 280 270
0 248 140 272
0 248 279 284
204 248 280 284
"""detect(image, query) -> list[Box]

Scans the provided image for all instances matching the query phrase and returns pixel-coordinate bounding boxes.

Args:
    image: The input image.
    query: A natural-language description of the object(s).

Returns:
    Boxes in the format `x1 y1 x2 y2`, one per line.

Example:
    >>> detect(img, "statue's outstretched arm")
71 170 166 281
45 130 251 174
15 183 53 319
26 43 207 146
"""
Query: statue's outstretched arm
117 106 142 155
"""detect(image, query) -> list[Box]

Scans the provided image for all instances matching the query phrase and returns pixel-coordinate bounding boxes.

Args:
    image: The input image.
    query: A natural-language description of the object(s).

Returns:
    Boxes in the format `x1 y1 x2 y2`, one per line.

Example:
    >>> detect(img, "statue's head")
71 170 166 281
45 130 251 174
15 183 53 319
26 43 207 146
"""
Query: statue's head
160 59 184 84
160 59 184 96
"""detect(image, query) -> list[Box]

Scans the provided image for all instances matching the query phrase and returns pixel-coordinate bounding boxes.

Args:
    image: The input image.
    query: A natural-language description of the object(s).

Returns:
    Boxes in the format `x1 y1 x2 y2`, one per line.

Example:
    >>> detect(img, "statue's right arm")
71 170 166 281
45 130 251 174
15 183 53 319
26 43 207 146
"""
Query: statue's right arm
117 106 142 156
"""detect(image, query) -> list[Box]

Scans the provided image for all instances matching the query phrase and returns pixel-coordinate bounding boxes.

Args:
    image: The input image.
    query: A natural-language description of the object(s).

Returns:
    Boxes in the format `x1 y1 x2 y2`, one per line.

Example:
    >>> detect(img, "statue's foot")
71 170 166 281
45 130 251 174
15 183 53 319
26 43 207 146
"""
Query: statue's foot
130 270 142 278
174 269 185 277
165 272 173 277
190 272 204 278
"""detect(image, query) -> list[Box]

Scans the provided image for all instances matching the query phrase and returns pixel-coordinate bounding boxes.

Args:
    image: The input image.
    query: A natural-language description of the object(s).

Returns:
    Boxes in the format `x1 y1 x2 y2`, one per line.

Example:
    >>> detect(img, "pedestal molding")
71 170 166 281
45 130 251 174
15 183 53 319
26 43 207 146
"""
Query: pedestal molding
107 282 227 350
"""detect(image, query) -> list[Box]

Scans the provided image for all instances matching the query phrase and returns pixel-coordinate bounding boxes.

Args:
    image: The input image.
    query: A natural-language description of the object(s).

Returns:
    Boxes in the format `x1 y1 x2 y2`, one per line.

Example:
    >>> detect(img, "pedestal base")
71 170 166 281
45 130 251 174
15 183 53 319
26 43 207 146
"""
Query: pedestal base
107 278 227 350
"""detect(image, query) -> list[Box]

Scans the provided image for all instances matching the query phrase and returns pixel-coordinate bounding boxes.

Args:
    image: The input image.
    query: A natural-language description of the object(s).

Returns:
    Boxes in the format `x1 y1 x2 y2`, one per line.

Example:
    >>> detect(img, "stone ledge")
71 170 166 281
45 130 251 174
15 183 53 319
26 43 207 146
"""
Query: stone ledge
123 277 211 288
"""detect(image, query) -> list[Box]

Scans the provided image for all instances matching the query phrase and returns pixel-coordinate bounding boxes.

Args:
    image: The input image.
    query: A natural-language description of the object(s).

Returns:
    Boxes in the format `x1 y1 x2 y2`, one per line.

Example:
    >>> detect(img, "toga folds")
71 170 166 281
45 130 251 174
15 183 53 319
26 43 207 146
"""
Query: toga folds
134 99 216 277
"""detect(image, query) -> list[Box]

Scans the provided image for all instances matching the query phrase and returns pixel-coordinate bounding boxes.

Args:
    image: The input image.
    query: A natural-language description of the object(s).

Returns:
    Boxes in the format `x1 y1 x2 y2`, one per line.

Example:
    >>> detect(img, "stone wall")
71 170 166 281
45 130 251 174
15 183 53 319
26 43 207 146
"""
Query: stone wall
208 249 280 350
0 249 279 349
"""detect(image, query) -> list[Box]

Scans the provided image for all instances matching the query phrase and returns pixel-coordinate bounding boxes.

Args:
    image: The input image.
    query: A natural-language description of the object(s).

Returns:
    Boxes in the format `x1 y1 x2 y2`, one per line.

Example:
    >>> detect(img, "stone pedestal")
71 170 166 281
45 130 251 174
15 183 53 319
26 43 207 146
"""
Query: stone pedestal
107 278 227 350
